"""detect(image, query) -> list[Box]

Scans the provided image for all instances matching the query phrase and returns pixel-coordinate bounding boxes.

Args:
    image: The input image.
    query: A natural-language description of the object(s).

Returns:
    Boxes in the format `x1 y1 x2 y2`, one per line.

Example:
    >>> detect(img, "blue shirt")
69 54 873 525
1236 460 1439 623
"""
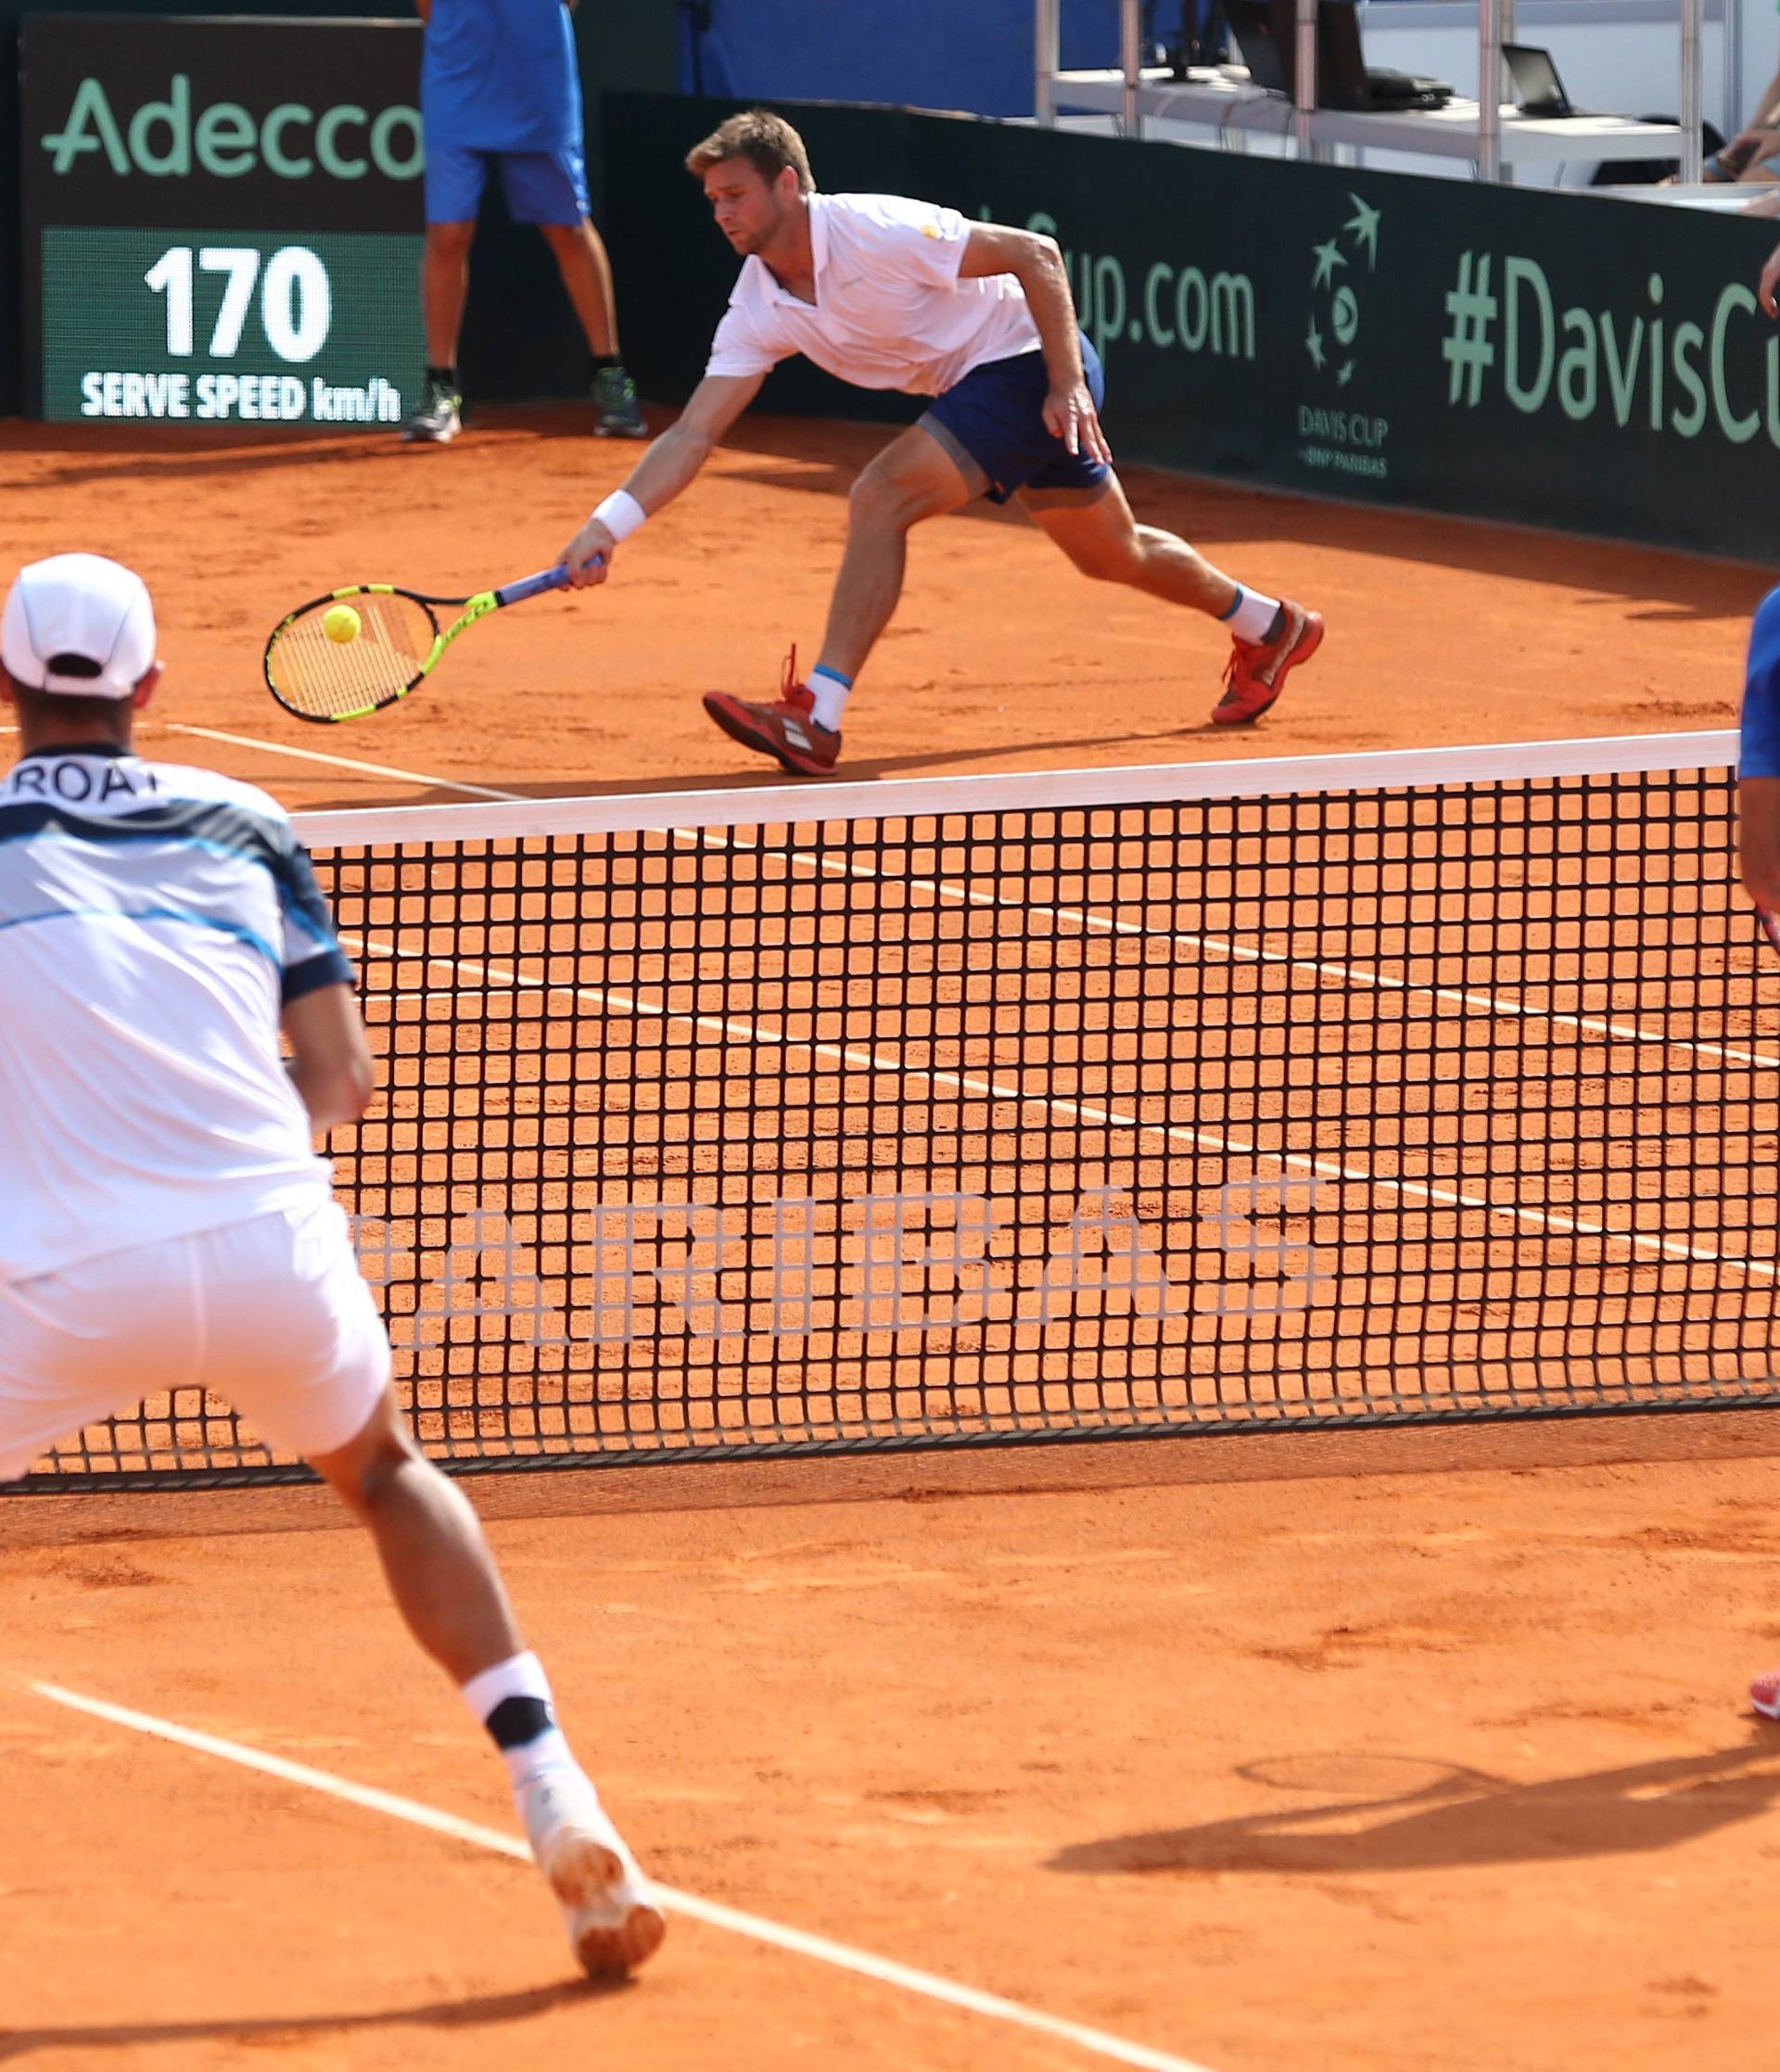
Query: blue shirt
421 0 581 153
1740 585 1780 779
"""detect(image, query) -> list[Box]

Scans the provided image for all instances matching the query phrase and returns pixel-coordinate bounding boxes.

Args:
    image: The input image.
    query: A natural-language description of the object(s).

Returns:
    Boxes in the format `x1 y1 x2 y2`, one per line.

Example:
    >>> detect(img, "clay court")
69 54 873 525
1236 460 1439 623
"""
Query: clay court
6 407 1780 2072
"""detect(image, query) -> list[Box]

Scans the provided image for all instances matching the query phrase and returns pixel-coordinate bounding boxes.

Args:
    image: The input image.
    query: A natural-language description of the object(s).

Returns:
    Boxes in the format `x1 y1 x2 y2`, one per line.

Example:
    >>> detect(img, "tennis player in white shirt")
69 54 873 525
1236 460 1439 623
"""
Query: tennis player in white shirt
558 107 1322 776
0 553 664 1979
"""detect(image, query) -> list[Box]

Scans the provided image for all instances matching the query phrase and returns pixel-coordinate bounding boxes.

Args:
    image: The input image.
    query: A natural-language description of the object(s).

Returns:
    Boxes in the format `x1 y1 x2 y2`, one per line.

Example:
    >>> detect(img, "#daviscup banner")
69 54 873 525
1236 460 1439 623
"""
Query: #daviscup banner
605 93 1780 562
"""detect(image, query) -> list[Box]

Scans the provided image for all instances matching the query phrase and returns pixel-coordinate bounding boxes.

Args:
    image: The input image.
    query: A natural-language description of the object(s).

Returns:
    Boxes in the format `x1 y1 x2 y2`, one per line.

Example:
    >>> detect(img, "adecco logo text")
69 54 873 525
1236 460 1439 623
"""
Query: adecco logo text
41 76 423 181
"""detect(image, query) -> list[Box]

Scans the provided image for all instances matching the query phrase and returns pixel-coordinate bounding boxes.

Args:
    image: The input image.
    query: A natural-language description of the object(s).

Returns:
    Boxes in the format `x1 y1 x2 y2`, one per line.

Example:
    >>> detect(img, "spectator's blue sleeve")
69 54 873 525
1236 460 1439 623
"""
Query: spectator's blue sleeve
1740 586 1780 778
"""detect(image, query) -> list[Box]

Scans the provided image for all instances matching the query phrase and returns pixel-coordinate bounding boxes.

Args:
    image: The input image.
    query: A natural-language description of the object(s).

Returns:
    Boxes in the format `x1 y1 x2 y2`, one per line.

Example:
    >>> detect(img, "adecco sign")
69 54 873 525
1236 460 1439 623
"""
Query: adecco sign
19 16 426 233
41 75 422 183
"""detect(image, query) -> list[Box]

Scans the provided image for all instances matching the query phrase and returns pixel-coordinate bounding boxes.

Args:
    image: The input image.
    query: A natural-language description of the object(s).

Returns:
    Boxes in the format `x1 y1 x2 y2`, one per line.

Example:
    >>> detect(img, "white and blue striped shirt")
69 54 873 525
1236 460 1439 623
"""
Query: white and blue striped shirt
0 748 353 1284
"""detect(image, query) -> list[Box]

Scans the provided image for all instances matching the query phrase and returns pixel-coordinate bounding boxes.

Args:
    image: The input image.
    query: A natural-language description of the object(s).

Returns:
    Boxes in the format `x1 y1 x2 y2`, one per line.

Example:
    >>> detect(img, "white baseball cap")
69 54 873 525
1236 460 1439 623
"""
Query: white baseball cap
1 553 157 700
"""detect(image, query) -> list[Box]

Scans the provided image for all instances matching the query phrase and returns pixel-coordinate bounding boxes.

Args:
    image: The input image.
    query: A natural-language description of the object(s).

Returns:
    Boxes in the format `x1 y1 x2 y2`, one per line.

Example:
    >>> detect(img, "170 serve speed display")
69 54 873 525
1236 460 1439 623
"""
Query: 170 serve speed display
22 17 425 429
44 230 418 425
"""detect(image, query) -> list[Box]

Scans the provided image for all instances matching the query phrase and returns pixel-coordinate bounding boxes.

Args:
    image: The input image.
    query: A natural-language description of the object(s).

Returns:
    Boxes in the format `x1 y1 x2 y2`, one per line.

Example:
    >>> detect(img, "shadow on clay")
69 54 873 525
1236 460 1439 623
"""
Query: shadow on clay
1049 1727 1780 1875
0 1977 626 2060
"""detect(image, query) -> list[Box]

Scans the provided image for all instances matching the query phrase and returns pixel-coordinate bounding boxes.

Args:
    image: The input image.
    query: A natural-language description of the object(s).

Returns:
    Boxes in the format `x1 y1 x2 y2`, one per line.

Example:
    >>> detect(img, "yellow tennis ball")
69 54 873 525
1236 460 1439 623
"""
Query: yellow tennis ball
323 604 362 644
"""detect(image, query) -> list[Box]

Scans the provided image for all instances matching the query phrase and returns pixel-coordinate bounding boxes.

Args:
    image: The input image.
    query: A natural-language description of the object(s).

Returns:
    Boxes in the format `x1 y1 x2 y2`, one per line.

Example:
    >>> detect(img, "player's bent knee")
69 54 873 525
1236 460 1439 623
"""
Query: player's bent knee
849 456 955 534
1064 539 1142 584
309 1387 423 1514
846 470 919 534
1079 552 1138 583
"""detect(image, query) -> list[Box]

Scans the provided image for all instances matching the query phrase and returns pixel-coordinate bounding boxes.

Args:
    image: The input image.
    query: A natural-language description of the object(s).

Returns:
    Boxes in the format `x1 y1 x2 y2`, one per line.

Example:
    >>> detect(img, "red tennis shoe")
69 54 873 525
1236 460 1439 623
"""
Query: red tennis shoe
703 649 841 777
1751 1669 1780 1719
1213 599 1325 726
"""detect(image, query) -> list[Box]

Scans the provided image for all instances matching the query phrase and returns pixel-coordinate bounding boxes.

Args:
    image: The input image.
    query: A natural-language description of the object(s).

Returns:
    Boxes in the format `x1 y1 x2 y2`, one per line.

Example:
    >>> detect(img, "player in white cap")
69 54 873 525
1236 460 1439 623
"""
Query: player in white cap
0 553 664 1979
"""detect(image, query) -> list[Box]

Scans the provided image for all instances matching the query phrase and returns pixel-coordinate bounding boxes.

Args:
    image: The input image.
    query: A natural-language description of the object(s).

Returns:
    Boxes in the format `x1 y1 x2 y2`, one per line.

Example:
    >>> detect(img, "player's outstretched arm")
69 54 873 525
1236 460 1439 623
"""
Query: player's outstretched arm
959 223 1112 465
285 982 378 1134
558 371 765 584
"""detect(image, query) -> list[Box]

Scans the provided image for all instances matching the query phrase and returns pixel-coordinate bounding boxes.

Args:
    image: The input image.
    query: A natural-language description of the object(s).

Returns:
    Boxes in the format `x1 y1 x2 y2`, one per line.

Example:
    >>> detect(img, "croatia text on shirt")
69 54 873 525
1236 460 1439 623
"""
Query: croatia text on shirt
0 751 353 1284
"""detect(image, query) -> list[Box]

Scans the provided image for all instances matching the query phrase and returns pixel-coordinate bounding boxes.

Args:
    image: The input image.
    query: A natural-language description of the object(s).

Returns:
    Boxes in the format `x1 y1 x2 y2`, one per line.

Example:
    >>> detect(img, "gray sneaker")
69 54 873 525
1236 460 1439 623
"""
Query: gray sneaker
592 364 648 440
402 375 462 444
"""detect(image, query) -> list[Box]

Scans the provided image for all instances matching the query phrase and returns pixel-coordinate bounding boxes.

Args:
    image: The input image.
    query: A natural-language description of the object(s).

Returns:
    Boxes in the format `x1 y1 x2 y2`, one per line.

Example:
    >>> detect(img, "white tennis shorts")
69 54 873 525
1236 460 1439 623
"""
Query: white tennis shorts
0 1199 390 1481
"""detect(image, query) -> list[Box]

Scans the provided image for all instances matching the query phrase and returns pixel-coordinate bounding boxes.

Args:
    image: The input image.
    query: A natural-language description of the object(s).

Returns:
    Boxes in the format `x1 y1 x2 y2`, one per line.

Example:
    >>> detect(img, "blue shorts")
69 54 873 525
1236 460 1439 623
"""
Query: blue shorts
922 335 1112 505
1741 586 1780 778
425 143 588 226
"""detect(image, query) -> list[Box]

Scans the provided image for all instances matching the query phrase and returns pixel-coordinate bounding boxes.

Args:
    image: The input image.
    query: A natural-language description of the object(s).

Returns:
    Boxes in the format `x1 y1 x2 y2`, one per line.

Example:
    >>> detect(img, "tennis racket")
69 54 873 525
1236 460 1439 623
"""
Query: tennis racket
262 564 581 723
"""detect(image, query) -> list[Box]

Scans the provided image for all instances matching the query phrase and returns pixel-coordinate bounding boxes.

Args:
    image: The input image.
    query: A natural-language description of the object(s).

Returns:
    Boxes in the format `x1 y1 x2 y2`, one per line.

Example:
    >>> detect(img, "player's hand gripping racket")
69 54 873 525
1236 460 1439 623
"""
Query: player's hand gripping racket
262 565 580 723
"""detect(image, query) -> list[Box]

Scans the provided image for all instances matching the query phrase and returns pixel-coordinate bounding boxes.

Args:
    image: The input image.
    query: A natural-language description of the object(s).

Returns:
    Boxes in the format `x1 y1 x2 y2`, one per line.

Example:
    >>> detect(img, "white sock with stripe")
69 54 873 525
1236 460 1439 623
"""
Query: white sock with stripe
807 666 852 731
1220 586 1285 644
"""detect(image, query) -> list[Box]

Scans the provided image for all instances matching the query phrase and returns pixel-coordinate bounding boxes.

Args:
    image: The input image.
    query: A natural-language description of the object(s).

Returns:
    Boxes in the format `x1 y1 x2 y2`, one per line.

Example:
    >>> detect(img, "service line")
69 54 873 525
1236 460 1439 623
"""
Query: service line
167 717 1773 1080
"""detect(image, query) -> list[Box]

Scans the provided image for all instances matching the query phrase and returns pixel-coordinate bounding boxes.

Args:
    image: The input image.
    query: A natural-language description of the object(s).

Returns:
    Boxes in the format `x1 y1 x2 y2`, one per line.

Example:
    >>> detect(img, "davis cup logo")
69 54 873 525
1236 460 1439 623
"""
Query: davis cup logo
1304 193 1381 388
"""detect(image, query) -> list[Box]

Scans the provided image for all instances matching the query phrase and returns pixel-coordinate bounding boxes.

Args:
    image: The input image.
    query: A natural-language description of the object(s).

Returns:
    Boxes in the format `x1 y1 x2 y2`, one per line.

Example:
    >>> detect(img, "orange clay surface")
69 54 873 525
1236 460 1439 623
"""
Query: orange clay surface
5 406 1780 2072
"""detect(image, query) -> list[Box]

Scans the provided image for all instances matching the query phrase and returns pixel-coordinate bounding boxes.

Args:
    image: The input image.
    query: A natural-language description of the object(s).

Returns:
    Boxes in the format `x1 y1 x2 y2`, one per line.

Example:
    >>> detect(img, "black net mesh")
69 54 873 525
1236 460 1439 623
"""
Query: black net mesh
17 749 1780 1489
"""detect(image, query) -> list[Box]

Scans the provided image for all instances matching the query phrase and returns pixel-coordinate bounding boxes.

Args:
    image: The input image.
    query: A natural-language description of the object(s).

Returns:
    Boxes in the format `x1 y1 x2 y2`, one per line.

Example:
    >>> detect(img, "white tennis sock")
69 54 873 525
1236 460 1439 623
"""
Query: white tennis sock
807 665 852 731
1221 585 1285 644
461 1649 577 1789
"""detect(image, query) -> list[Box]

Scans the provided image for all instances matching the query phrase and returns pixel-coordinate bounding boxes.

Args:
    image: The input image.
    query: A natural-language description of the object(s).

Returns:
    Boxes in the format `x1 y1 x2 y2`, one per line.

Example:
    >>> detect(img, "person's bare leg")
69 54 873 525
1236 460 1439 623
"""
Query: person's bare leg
815 422 979 683
538 220 619 358
1023 475 1240 616
309 1388 517 1683
704 421 973 771
310 1388 665 1975
1026 474 1321 725
420 221 477 371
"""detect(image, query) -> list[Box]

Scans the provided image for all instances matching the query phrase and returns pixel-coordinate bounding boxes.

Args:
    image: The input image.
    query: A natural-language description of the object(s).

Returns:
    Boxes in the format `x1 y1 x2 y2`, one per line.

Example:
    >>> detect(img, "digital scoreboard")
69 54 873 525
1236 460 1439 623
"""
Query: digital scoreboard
21 18 426 429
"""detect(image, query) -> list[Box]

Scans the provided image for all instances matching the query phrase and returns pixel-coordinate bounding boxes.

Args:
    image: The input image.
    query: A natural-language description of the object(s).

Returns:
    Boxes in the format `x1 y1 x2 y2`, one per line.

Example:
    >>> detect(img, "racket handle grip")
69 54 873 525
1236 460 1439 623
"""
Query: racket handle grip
496 565 580 606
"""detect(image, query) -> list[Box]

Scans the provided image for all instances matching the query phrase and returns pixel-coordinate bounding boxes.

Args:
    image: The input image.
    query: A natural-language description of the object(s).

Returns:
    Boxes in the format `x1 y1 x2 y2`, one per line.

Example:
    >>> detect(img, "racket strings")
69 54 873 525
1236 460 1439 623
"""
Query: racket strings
266 593 439 719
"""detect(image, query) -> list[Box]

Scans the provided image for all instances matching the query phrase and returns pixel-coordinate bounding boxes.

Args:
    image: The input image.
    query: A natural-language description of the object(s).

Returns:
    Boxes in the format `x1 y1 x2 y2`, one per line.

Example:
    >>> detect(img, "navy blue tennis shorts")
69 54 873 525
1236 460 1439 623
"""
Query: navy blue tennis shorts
922 333 1111 505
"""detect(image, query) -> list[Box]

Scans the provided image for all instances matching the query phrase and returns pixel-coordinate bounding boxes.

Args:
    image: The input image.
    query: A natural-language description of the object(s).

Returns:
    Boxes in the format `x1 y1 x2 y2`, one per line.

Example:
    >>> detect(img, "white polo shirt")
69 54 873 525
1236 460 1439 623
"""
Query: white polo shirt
0 749 352 1285
704 192 1042 398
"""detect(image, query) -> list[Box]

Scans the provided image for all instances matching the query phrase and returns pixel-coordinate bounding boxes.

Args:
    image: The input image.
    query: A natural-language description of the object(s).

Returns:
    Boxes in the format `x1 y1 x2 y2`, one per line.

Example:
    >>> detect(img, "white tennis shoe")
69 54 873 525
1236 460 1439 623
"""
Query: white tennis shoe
519 1766 667 1977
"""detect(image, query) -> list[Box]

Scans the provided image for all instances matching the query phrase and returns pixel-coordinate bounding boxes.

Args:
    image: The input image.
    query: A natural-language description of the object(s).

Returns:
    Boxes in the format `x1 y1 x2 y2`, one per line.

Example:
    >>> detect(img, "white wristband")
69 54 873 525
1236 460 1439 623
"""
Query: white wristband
592 489 647 542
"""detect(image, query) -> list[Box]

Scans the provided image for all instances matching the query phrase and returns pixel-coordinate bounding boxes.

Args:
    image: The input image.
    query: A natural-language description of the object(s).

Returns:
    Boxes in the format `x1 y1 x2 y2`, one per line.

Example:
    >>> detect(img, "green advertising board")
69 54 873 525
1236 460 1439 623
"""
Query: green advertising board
40 228 421 426
602 93 1780 563
20 16 425 428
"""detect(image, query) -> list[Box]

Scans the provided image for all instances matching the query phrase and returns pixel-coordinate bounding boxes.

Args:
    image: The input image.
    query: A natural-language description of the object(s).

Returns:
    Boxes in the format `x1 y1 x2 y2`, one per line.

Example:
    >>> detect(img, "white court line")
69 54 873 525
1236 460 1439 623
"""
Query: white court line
706 827 1780 1077
29 1681 1215 2072
172 718 1777 1272
164 722 526 804
350 930 1778 1286
186 716 1767 1075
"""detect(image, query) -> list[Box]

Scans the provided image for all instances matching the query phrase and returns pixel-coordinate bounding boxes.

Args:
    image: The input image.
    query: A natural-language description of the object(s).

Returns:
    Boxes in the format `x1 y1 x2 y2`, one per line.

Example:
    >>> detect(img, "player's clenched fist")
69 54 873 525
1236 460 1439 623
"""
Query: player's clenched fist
558 519 616 587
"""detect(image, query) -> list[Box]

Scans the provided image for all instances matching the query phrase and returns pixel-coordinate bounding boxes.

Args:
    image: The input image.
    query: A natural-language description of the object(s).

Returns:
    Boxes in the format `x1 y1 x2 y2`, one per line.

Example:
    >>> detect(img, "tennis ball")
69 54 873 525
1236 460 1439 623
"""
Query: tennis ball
323 604 362 644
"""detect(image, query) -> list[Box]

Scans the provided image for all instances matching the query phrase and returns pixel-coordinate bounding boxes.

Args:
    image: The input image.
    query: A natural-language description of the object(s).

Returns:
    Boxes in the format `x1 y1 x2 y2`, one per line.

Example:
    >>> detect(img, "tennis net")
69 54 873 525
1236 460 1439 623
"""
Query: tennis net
17 730 1780 1489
